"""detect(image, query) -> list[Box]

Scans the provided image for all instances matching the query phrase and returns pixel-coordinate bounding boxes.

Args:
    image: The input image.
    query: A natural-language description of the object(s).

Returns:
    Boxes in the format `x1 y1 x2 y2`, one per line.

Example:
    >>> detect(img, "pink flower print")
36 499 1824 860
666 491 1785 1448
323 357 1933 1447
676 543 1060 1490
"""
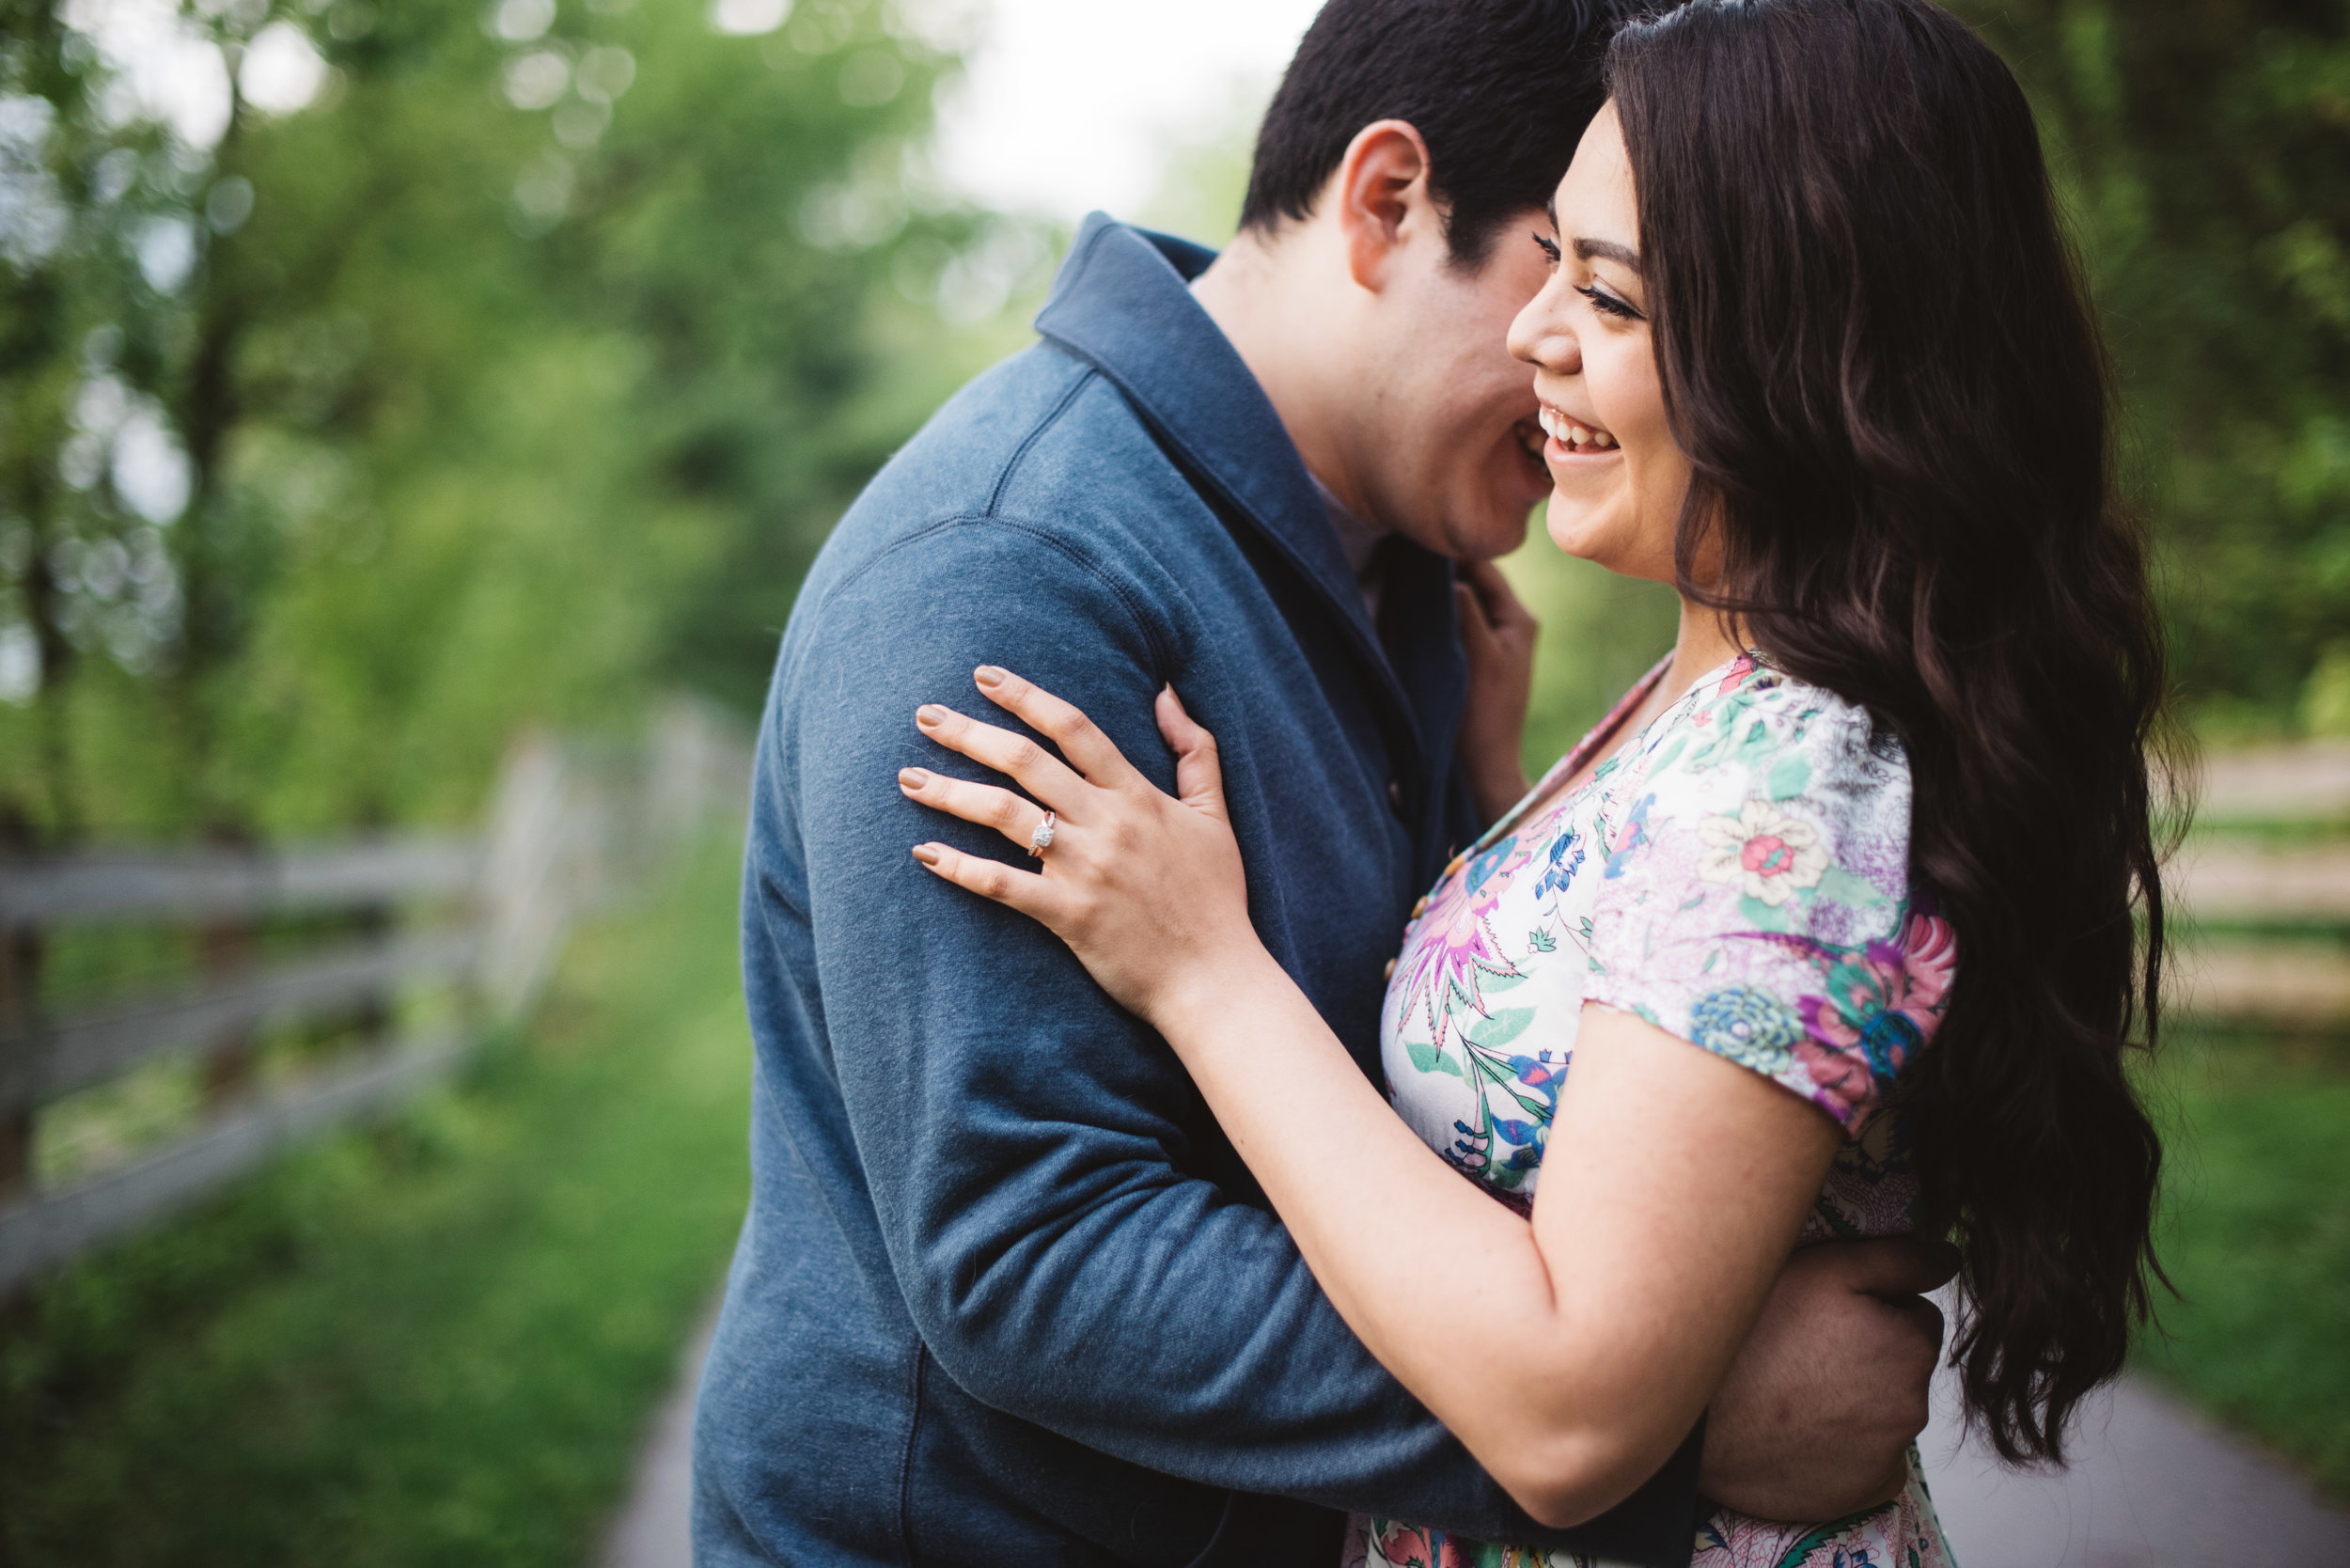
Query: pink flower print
1790 1025 1881 1122
1812 913 1957 1048
1601 792 1657 879
1694 1511 1815 1565
1797 909 1960 1114
1393 836 1528 1050
1898 910 1957 1018
1712 652 1759 699
1686 655 1764 730
1696 800 1829 905
1370 1520 1435 1568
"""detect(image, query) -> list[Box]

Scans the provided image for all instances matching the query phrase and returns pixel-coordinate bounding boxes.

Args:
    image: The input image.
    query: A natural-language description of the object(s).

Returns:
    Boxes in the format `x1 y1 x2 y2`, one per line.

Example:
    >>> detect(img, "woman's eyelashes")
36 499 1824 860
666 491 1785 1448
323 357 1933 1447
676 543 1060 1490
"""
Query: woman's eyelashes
1576 282 1644 322
1533 232 1641 322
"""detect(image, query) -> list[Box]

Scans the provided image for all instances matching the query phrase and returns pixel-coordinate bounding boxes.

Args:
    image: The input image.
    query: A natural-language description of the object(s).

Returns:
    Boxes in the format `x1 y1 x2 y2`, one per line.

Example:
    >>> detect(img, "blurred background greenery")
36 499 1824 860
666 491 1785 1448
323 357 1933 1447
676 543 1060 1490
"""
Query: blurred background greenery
0 0 1046 847
1 0 2345 1561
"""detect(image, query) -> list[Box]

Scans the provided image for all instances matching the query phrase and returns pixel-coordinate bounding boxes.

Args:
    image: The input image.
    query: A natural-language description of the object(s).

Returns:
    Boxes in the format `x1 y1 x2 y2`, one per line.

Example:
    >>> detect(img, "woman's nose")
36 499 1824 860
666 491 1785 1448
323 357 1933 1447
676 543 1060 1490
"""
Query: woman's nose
1507 289 1580 374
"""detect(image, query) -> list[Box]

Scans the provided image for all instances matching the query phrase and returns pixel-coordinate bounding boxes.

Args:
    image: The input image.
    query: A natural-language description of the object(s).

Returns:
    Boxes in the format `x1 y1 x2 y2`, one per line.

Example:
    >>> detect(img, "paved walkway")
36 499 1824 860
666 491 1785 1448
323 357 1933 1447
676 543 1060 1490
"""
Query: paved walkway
1920 1366 2350 1566
599 1307 715 1568
603 1315 2350 1568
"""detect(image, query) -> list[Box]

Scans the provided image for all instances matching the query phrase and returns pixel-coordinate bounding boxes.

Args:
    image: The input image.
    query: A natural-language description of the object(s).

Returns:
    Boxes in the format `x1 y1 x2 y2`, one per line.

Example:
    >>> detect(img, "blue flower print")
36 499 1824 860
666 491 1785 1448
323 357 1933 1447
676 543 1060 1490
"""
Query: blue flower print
1464 834 1517 899
1532 827 1586 903
1603 793 1657 878
1856 1008 1924 1083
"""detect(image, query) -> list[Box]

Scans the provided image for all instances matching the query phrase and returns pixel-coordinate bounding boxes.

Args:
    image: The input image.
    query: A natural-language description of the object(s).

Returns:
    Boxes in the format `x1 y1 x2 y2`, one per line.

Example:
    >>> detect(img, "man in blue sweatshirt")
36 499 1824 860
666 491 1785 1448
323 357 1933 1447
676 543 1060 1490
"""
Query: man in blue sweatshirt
691 4 1952 1563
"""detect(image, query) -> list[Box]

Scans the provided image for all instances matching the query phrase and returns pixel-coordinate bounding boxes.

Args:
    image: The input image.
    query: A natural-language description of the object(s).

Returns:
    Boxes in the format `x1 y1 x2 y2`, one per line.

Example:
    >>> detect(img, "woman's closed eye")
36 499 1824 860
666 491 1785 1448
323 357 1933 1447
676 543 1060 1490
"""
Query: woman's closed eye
1576 282 1643 322
1530 231 1640 321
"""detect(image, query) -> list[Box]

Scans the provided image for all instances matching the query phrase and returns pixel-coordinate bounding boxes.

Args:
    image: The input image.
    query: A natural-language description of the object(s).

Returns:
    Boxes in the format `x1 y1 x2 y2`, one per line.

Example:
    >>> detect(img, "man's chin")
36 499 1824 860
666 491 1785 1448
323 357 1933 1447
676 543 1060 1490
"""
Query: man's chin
1446 511 1539 563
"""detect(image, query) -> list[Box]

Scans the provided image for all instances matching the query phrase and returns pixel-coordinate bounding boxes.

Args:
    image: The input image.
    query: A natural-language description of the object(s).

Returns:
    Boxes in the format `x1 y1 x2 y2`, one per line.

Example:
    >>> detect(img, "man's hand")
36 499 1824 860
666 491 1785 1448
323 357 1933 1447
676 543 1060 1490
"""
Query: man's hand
1700 1237 1959 1521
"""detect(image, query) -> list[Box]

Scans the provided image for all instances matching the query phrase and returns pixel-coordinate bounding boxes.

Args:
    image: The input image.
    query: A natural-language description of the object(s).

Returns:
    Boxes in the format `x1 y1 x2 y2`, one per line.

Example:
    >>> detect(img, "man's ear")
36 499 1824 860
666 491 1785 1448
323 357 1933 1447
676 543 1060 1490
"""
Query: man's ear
1333 119 1440 294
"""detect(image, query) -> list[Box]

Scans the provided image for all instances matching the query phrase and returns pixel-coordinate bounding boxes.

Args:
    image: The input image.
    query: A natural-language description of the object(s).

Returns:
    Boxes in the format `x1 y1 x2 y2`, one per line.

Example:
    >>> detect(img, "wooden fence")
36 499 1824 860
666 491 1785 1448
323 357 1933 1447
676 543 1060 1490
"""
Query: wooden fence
2170 742 2350 1026
0 700 750 1294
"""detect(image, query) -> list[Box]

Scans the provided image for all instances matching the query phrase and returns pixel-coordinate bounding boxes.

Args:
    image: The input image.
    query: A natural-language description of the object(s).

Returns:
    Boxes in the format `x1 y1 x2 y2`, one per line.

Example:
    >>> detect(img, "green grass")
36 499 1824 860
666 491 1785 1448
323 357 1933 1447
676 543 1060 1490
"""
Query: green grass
0 845 753 1568
2138 1023 2350 1501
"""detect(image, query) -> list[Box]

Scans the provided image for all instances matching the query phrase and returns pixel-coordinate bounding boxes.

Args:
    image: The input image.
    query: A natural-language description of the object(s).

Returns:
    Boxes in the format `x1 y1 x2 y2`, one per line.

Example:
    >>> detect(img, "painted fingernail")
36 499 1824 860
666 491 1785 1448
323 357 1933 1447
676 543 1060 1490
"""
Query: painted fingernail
911 844 942 866
916 704 948 726
899 768 931 789
973 666 1007 688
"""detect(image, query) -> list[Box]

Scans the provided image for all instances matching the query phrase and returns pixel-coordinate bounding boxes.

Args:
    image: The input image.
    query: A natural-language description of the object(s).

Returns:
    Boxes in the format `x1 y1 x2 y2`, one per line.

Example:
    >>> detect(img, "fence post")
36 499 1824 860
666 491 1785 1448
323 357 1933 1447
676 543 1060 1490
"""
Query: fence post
0 918 38 1206
196 826 260 1110
0 807 39 1202
348 901 393 1051
478 735 572 1021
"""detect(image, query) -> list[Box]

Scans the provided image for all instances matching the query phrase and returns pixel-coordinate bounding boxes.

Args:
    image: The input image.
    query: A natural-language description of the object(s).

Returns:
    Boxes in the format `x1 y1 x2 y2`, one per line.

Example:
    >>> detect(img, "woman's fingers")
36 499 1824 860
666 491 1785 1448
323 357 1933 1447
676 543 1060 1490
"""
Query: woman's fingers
1455 581 1499 656
910 841 1073 923
971 667 1144 788
1459 558 1538 641
1154 686 1230 823
914 702 1089 813
900 767 1051 852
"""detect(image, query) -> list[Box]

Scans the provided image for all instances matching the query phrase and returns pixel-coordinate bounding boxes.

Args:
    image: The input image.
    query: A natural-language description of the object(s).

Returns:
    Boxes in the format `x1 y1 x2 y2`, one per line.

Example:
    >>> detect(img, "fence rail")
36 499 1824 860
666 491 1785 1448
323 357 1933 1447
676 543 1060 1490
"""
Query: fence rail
0 1033 476 1290
9 930 479 1109
2197 741 2350 823
0 700 749 1294
0 839 480 929
2166 747 2350 1025
2168 841 2350 924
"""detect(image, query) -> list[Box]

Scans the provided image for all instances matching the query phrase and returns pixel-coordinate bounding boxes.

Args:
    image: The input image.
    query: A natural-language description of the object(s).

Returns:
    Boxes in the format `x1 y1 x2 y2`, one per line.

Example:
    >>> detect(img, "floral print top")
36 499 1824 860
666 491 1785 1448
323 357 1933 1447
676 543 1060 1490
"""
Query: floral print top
1351 653 1960 1568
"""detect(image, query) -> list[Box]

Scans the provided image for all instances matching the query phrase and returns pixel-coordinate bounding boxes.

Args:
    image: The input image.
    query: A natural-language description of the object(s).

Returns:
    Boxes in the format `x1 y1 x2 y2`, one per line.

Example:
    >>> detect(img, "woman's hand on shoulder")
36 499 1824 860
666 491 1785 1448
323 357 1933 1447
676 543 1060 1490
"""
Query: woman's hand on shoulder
900 666 1268 1029
1455 559 1538 823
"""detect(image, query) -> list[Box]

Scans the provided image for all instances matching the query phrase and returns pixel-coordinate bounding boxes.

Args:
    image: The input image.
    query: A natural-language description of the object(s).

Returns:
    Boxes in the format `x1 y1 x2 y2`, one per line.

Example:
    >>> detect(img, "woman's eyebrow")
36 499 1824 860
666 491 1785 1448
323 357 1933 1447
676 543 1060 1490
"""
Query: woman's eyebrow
1573 237 1642 272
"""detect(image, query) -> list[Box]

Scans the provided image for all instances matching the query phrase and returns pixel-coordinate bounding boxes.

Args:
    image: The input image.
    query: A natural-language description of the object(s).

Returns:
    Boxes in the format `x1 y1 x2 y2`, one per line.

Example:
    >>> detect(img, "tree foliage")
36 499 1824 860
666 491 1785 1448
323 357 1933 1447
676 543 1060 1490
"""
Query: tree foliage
1946 0 2350 734
0 0 1037 842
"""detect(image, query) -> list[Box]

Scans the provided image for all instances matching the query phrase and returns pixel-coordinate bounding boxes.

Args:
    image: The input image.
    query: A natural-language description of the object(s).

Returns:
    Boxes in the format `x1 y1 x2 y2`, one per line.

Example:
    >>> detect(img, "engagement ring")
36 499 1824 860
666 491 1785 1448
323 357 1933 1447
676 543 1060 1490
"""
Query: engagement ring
1028 810 1056 857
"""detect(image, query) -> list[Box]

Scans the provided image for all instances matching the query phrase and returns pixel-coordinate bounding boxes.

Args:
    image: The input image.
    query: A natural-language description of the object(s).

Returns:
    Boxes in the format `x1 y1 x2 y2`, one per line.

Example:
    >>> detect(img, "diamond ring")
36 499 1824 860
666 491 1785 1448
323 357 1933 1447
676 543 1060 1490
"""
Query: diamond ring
1028 810 1057 857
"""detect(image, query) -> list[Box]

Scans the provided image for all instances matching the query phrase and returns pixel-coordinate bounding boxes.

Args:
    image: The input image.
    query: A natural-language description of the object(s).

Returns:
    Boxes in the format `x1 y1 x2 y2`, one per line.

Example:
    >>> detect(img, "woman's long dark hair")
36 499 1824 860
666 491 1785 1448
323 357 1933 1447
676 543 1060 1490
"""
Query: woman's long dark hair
1607 0 2179 1464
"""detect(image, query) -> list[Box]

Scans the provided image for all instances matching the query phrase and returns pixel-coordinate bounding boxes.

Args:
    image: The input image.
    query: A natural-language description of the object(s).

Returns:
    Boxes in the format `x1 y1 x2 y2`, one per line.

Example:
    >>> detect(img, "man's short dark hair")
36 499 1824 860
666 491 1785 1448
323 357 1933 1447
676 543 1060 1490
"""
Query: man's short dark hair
1239 0 1629 267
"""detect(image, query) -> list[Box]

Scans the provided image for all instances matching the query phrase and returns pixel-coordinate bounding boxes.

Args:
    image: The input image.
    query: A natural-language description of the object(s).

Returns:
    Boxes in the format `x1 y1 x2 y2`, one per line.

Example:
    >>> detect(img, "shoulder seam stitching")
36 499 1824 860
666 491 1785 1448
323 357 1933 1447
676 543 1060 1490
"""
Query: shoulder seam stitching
985 364 1095 516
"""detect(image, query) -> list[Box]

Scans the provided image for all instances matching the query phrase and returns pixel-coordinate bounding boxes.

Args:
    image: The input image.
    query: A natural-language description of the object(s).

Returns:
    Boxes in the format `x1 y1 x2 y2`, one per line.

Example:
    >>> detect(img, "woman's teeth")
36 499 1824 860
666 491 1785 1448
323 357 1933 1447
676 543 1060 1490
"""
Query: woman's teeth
1538 408 1617 450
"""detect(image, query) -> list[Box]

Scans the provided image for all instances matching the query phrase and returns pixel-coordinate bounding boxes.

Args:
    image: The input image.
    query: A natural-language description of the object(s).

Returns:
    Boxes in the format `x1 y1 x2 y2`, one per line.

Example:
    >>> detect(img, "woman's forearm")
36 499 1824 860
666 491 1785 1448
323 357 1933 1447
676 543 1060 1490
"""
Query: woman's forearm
1152 960 1752 1524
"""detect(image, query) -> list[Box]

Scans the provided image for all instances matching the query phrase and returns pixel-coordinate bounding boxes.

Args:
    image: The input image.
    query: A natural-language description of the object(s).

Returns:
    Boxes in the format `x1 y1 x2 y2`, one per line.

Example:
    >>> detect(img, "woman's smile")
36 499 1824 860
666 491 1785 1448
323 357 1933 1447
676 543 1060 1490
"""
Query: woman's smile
1537 402 1620 457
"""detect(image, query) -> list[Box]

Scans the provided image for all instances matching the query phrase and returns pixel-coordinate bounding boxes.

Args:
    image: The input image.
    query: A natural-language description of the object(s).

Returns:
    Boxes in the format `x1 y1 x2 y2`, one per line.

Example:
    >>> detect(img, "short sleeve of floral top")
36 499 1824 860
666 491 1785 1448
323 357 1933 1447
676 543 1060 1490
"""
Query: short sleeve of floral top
1355 653 1961 1568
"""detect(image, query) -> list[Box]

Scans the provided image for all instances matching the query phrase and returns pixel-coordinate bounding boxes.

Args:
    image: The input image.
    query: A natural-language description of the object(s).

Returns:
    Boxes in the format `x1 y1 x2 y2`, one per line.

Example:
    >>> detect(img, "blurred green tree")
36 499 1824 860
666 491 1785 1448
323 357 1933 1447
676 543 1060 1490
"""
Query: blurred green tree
1948 0 2350 737
0 0 1034 842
